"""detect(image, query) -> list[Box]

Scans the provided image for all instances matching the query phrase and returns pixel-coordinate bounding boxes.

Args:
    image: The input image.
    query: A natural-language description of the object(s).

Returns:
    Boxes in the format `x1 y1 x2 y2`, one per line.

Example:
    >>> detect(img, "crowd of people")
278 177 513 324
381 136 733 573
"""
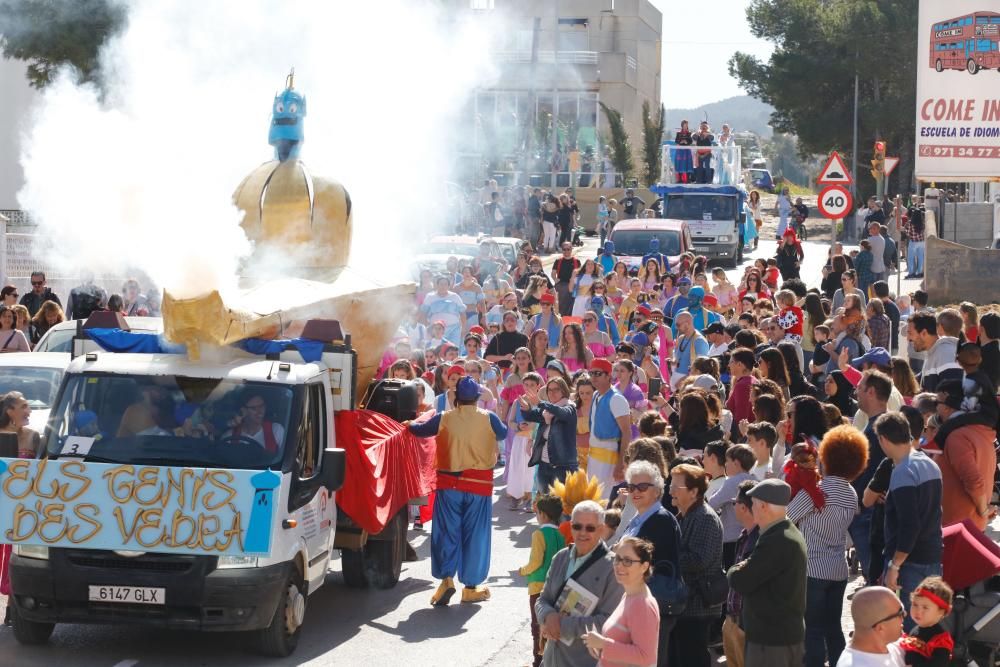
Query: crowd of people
0 272 160 350
383 218 1000 667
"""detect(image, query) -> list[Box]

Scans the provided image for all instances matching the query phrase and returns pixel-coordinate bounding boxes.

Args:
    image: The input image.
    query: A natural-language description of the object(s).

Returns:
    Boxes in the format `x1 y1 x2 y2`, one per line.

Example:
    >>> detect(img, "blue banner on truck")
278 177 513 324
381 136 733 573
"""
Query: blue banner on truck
0 458 277 556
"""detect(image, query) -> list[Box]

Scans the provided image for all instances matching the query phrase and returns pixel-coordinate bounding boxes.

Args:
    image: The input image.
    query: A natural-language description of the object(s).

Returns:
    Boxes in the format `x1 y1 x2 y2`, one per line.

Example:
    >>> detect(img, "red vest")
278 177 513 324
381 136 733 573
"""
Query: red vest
234 421 278 453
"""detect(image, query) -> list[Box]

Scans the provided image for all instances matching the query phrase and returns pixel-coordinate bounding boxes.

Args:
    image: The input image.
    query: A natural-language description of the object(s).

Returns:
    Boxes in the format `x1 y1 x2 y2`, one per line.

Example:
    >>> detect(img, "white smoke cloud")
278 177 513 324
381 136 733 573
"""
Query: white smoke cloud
17 0 497 299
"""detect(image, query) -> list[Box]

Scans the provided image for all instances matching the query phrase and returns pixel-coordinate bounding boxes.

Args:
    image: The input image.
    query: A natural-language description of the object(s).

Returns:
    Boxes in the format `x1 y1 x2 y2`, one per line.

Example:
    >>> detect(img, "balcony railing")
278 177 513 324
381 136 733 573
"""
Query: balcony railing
493 50 599 65
659 144 743 187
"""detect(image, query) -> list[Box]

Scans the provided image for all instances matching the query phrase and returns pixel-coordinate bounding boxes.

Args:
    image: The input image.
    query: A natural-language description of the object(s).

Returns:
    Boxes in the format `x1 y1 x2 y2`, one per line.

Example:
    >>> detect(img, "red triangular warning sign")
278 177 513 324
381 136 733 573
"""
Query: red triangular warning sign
884 157 899 178
817 151 854 186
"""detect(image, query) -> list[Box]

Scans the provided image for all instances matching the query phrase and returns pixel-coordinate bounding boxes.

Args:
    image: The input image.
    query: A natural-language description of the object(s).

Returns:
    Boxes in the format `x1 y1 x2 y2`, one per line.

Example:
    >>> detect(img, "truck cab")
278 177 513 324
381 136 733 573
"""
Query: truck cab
4 320 423 657
650 185 747 267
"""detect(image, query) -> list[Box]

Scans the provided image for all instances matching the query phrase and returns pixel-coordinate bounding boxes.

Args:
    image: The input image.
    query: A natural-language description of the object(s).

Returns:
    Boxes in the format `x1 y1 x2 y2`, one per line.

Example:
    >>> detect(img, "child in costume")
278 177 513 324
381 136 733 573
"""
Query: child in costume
519 494 566 667
783 441 824 510
775 289 805 345
550 469 605 545
897 576 954 666
507 372 542 510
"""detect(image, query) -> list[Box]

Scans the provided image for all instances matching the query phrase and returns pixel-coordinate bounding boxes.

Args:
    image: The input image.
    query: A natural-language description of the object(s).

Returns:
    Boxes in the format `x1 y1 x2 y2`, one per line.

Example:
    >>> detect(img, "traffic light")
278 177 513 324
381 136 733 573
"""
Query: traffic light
870 141 886 180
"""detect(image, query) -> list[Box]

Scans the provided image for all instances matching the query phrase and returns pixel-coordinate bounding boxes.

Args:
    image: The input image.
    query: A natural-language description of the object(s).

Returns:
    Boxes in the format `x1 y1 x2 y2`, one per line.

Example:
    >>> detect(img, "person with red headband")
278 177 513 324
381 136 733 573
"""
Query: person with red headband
896 576 954 667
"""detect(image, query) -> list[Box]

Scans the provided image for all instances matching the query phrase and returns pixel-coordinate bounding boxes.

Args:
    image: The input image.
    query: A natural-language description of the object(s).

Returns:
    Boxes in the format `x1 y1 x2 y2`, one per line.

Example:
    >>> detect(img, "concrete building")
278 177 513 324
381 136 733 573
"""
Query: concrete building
0 58 38 218
447 0 663 186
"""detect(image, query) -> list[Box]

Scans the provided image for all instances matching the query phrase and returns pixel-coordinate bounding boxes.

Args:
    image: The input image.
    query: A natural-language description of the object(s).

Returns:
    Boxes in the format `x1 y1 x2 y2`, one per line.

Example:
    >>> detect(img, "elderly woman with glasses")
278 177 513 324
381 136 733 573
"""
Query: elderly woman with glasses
535 500 624 667
616 460 680 666
668 463 725 667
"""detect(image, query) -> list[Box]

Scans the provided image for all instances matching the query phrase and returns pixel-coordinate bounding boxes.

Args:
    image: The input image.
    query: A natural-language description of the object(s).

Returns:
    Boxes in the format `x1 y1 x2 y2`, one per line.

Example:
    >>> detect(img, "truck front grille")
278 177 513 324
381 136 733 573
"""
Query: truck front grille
68 553 193 573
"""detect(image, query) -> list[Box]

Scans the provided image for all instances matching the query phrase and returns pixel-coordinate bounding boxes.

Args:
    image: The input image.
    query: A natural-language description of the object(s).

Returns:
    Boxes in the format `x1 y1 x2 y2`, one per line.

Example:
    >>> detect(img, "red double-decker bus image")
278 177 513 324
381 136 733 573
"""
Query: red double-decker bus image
929 11 1000 74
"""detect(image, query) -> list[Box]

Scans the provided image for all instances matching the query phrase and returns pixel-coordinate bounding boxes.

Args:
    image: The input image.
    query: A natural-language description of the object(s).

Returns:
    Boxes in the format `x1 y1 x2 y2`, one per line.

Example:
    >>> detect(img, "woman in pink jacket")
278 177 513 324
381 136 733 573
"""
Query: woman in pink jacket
583 536 661 666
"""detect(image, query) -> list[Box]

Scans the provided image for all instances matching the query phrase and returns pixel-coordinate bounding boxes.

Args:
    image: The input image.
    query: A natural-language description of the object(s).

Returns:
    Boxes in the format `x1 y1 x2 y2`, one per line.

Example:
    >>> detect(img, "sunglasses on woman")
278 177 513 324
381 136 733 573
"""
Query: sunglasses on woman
626 482 655 493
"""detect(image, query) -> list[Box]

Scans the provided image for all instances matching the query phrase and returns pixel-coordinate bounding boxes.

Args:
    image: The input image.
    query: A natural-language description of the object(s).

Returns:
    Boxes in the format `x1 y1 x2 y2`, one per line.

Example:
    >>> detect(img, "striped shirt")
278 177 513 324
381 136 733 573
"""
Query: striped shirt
786 476 858 581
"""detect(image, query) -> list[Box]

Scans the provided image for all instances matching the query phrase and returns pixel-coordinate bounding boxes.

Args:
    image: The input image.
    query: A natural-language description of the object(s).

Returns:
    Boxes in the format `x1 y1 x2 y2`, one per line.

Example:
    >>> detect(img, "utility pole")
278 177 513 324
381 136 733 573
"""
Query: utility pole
851 71 859 242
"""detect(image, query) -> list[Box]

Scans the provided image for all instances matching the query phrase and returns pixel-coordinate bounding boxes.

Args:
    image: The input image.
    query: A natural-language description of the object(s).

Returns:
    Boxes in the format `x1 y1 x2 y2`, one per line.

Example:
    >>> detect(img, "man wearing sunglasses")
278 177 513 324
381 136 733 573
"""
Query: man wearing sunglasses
535 500 623 666
19 270 62 318
837 586 905 666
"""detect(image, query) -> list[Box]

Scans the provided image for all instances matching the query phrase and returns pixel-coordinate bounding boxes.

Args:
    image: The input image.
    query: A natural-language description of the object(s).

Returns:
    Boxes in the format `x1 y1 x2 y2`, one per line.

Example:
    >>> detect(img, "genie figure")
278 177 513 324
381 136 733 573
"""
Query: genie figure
268 70 307 161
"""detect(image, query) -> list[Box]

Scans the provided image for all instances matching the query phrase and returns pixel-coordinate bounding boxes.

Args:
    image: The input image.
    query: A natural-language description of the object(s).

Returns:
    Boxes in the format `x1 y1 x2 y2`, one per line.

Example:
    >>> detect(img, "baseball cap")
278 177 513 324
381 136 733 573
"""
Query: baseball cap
588 359 613 375
455 376 481 401
851 347 891 369
703 322 725 336
747 479 792 506
630 332 650 347
677 276 692 286
445 365 466 377
540 293 556 304
636 305 652 317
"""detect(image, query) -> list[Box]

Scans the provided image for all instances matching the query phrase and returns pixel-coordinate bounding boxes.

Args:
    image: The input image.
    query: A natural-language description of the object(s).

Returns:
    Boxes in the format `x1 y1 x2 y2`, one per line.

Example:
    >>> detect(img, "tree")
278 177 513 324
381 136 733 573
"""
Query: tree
728 0 918 194
0 0 125 89
600 102 634 184
641 100 666 186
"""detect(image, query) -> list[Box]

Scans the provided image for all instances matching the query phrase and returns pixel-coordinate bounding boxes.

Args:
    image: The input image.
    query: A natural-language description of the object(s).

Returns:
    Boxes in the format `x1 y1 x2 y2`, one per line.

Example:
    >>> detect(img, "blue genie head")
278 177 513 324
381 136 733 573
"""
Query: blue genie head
268 70 306 161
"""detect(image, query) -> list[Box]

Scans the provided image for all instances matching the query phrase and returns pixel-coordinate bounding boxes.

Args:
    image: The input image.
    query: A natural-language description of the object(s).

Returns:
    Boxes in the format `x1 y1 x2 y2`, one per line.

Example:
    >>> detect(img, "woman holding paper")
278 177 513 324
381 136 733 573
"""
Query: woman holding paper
582 536 660 666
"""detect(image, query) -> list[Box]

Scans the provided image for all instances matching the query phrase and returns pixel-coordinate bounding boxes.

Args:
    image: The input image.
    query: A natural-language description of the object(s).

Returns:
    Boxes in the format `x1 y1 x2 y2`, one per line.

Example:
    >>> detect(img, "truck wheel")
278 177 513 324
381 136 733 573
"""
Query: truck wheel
254 568 306 657
11 605 55 645
341 509 406 589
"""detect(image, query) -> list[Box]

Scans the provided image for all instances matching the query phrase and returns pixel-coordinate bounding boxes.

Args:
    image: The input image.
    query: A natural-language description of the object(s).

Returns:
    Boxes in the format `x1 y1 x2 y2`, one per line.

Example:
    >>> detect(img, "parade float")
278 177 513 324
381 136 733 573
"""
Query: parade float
2 74 433 658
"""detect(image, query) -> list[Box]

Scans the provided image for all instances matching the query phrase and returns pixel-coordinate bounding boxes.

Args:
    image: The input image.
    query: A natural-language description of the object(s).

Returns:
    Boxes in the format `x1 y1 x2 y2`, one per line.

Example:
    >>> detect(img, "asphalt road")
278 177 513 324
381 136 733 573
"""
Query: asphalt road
0 230 923 667
0 472 537 667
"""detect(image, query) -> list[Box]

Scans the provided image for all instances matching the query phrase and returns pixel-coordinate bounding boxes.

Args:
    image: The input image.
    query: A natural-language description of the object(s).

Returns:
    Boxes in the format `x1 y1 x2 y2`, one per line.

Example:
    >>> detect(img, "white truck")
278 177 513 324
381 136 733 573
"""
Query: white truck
6 318 425 657
654 143 748 267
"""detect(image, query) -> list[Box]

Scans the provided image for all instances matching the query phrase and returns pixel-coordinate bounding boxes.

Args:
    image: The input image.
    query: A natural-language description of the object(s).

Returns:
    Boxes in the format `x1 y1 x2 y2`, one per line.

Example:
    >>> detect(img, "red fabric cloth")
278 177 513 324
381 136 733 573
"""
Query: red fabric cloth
941 519 1000 591
334 409 436 534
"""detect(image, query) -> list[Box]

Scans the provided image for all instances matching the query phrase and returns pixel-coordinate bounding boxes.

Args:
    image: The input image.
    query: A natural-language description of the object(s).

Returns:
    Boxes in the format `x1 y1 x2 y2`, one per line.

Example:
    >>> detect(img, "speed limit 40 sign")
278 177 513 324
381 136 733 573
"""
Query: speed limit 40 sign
817 185 853 219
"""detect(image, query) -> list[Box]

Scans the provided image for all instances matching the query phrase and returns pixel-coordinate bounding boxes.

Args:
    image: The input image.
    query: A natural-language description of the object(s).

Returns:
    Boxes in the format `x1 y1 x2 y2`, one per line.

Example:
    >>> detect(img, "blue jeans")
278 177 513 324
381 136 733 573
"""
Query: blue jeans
889 559 943 632
848 507 874 582
805 577 848 667
908 241 925 275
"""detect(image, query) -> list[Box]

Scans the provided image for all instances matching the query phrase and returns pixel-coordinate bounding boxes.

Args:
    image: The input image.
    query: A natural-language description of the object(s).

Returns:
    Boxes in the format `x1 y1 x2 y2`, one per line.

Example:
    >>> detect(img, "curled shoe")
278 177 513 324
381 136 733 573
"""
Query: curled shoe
461 585 491 603
430 577 456 606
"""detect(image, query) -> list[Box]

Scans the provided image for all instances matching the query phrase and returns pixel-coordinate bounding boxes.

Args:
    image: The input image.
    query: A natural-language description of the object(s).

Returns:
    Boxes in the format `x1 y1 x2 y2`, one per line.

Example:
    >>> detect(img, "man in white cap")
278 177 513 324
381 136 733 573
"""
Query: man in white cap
727 479 807 667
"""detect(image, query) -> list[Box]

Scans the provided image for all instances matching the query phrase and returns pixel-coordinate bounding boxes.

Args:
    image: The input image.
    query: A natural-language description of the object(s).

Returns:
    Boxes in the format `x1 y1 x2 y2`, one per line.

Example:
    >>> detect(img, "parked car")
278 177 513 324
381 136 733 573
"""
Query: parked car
607 219 693 271
411 235 504 278
33 316 163 353
486 236 532 267
0 351 71 430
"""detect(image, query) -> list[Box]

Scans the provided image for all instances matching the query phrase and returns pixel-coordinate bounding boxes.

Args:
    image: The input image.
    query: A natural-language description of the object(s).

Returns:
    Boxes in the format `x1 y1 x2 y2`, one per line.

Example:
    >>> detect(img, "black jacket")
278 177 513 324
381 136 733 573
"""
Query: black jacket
20 289 62 318
675 423 725 454
982 340 1000 389
636 506 682 576
523 401 578 468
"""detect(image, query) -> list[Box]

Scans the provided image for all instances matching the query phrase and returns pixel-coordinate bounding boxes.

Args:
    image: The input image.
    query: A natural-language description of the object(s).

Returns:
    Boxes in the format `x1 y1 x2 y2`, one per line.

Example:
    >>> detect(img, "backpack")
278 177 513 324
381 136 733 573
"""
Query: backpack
73 286 103 320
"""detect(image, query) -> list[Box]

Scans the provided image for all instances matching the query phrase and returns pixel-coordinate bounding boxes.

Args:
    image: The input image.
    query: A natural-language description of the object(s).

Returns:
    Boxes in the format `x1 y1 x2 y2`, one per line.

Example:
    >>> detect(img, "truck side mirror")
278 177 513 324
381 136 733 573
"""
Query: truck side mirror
320 447 346 492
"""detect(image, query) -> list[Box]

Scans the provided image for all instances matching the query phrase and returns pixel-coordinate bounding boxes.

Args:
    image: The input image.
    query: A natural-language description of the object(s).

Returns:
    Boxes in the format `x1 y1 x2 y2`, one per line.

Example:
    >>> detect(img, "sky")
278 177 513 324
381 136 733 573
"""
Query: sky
650 0 775 109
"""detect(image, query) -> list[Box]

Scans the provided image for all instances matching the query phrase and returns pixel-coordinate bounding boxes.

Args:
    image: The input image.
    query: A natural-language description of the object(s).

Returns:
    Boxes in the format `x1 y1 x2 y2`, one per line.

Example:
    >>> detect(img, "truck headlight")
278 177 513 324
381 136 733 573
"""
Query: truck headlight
717 235 731 242
14 544 49 560
217 555 258 569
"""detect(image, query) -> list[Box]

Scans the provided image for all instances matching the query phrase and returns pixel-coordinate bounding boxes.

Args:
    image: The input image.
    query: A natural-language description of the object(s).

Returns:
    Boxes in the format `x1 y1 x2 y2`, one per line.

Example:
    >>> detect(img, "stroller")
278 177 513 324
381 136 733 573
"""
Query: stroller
942 519 1000 665
572 224 586 247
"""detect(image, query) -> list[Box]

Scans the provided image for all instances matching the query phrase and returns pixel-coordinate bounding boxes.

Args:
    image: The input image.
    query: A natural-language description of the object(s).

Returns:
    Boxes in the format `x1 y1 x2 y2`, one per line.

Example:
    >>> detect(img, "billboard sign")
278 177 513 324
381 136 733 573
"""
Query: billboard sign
915 3 1000 181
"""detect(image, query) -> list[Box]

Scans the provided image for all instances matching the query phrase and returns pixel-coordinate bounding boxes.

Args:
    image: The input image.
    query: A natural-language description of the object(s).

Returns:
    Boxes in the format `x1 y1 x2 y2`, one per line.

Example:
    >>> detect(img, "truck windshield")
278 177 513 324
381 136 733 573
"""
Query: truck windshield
664 195 737 221
44 373 297 470
610 230 681 256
